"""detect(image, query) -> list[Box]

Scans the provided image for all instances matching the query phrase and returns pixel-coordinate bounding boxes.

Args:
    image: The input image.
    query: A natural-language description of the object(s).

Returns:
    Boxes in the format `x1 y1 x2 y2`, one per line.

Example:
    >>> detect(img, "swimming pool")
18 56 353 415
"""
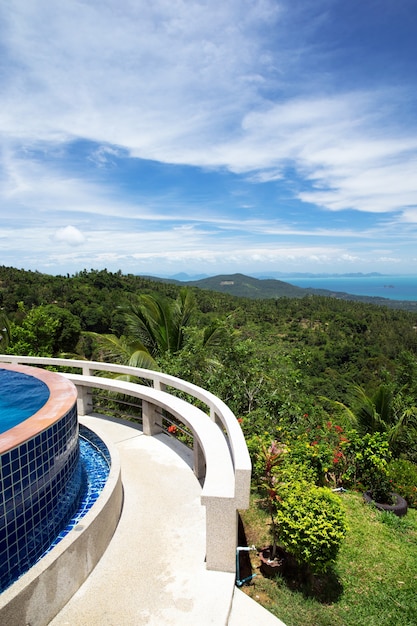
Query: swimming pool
0 365 81 591
0 368 50 434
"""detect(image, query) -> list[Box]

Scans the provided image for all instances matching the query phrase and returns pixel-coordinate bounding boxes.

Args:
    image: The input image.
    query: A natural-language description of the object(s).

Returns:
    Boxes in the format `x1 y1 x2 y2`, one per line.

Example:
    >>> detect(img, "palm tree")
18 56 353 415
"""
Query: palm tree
88 289 234 390
124 288 196 357
91 333 158 371
327 384 417 450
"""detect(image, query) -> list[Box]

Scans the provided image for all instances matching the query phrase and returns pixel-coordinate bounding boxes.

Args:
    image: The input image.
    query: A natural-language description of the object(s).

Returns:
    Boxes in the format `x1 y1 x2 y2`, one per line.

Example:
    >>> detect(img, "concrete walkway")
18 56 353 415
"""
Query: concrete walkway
50 414 284 626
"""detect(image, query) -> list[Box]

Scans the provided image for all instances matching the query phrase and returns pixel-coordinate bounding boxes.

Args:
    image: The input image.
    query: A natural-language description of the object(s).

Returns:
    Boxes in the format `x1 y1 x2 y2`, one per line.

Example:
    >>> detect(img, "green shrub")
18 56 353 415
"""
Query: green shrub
388 458 417 508
275 484 348 573
344 431 392 501
284 421 350 487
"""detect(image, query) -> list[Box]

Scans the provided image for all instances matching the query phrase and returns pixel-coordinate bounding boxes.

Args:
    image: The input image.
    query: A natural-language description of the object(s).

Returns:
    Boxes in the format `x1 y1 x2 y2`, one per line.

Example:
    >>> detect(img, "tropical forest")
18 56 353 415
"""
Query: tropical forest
1 265 417 626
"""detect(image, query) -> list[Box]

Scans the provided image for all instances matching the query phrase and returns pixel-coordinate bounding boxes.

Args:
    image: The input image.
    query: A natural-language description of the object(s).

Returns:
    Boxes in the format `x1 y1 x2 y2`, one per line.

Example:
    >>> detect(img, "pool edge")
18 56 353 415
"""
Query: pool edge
0 419 123 626
0 363 78 454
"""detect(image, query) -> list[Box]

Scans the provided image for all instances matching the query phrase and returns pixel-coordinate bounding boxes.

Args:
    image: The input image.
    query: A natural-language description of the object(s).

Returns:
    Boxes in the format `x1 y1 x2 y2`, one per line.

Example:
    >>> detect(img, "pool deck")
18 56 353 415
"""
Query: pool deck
49 414 285 626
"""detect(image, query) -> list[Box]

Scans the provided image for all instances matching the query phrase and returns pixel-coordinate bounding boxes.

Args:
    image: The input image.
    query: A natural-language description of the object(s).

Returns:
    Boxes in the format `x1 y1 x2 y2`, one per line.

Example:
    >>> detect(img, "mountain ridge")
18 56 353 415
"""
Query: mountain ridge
146 272 417 310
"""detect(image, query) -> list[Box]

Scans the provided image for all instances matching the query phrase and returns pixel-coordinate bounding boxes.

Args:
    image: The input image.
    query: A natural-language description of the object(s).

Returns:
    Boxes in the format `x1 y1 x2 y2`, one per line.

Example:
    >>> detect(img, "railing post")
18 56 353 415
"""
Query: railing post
212 411 223 429
76 384 93 416
153 377 167 392
142 399 163 435
193 439 206 480
202 498 238 573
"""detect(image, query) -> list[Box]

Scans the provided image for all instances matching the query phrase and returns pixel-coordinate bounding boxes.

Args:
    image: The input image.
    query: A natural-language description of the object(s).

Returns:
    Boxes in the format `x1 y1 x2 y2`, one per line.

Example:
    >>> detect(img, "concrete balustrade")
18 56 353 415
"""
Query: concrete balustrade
0 356 252 574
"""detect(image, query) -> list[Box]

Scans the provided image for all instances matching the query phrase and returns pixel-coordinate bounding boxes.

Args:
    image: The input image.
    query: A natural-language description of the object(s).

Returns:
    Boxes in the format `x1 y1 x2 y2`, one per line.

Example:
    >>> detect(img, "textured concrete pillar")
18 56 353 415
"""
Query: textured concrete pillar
203 500 238 573
142 399 163 435
76 385 93 416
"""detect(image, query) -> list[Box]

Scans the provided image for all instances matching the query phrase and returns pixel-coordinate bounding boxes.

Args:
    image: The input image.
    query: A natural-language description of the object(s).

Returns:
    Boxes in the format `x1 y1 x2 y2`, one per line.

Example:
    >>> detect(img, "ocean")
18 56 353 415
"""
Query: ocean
283 275 417 301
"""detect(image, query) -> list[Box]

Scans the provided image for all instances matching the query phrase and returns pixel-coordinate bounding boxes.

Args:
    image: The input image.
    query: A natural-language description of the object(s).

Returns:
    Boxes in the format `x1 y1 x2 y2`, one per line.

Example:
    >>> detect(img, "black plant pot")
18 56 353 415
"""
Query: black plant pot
363 491 408 517
259 546 300 578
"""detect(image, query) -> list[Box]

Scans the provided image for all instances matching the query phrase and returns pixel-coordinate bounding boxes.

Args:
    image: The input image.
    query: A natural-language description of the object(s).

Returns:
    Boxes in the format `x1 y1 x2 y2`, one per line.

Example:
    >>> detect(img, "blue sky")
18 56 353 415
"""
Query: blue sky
1 0 417 277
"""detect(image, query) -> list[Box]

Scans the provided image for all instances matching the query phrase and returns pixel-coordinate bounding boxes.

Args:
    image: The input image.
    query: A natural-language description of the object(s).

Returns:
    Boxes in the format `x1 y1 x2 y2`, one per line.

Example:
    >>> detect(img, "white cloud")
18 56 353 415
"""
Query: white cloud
88 146 125 168
399 208 417 223
54 225 86 246
0 0 279 149
1 1 417 221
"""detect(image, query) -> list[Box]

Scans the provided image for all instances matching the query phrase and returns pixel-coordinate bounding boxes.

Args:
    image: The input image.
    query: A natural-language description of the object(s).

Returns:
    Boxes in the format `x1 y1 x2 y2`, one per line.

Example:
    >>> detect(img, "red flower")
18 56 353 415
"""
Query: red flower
168 425 177 434
333 450 344 464
237 418 243 424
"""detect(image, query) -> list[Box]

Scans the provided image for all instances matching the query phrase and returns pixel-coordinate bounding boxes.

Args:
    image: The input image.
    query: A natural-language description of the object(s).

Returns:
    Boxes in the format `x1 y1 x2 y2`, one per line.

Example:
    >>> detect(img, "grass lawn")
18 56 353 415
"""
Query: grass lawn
239 491 417 626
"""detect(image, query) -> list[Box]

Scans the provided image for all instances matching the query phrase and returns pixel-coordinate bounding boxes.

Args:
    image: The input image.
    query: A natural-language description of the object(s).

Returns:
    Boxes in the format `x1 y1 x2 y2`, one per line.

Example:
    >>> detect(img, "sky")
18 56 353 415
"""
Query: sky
1 0 417 278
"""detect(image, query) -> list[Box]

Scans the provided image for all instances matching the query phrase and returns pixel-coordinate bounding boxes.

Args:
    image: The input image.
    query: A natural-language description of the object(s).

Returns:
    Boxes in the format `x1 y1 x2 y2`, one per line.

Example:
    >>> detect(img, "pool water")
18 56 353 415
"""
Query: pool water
48 425 111 546
0 368 50 434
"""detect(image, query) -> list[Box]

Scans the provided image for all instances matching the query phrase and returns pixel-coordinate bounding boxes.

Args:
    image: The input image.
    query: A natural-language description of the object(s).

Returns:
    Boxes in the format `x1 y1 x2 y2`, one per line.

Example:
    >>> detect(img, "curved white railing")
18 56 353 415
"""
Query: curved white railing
0 355 252 573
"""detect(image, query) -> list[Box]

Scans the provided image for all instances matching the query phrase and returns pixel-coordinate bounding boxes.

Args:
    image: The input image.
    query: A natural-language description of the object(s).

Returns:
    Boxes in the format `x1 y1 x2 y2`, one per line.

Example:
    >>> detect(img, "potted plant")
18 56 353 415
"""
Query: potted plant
256 439 348 579
362 463 408 517
256 440 288 576
345 432 408 517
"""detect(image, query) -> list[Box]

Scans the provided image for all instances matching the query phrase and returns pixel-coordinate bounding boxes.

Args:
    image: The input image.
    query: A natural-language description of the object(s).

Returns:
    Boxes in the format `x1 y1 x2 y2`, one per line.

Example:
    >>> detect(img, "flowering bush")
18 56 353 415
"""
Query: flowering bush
255 436 348 570
284 421 350 487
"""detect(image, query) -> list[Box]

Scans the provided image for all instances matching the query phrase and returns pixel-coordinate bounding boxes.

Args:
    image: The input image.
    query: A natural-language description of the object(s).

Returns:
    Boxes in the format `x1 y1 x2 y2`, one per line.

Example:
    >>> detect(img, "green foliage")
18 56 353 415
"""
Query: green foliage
379 509 415 532
6 304 80 357
0 312 11 350
275 484 348 573
254 439 288 557
241 492 417 626
388 458 417 508
2 265 417 417
283 421 350 487
328 383 417 458
344 431 392 501
88 333 158 370
7 306 60 356
253 436 347 571
41 304 81 353
124 288 196 356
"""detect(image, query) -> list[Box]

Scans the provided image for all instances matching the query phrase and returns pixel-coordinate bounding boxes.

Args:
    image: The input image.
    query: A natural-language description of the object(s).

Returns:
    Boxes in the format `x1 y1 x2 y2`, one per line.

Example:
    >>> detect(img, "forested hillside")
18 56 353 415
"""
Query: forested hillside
1 265 417 407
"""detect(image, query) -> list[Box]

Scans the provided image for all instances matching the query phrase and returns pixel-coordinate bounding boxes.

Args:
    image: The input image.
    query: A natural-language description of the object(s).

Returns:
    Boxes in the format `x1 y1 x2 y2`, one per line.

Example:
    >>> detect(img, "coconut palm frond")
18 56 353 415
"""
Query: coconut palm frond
124 289 197 356
87 332 152 365
319 396 358 427
128 349 158 370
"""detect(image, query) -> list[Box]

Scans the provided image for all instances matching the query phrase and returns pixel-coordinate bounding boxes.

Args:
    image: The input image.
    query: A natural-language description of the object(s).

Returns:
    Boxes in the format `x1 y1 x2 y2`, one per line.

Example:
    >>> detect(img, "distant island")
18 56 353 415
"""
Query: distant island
141 272 417 312
160 271 387 282
251 272 385 279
